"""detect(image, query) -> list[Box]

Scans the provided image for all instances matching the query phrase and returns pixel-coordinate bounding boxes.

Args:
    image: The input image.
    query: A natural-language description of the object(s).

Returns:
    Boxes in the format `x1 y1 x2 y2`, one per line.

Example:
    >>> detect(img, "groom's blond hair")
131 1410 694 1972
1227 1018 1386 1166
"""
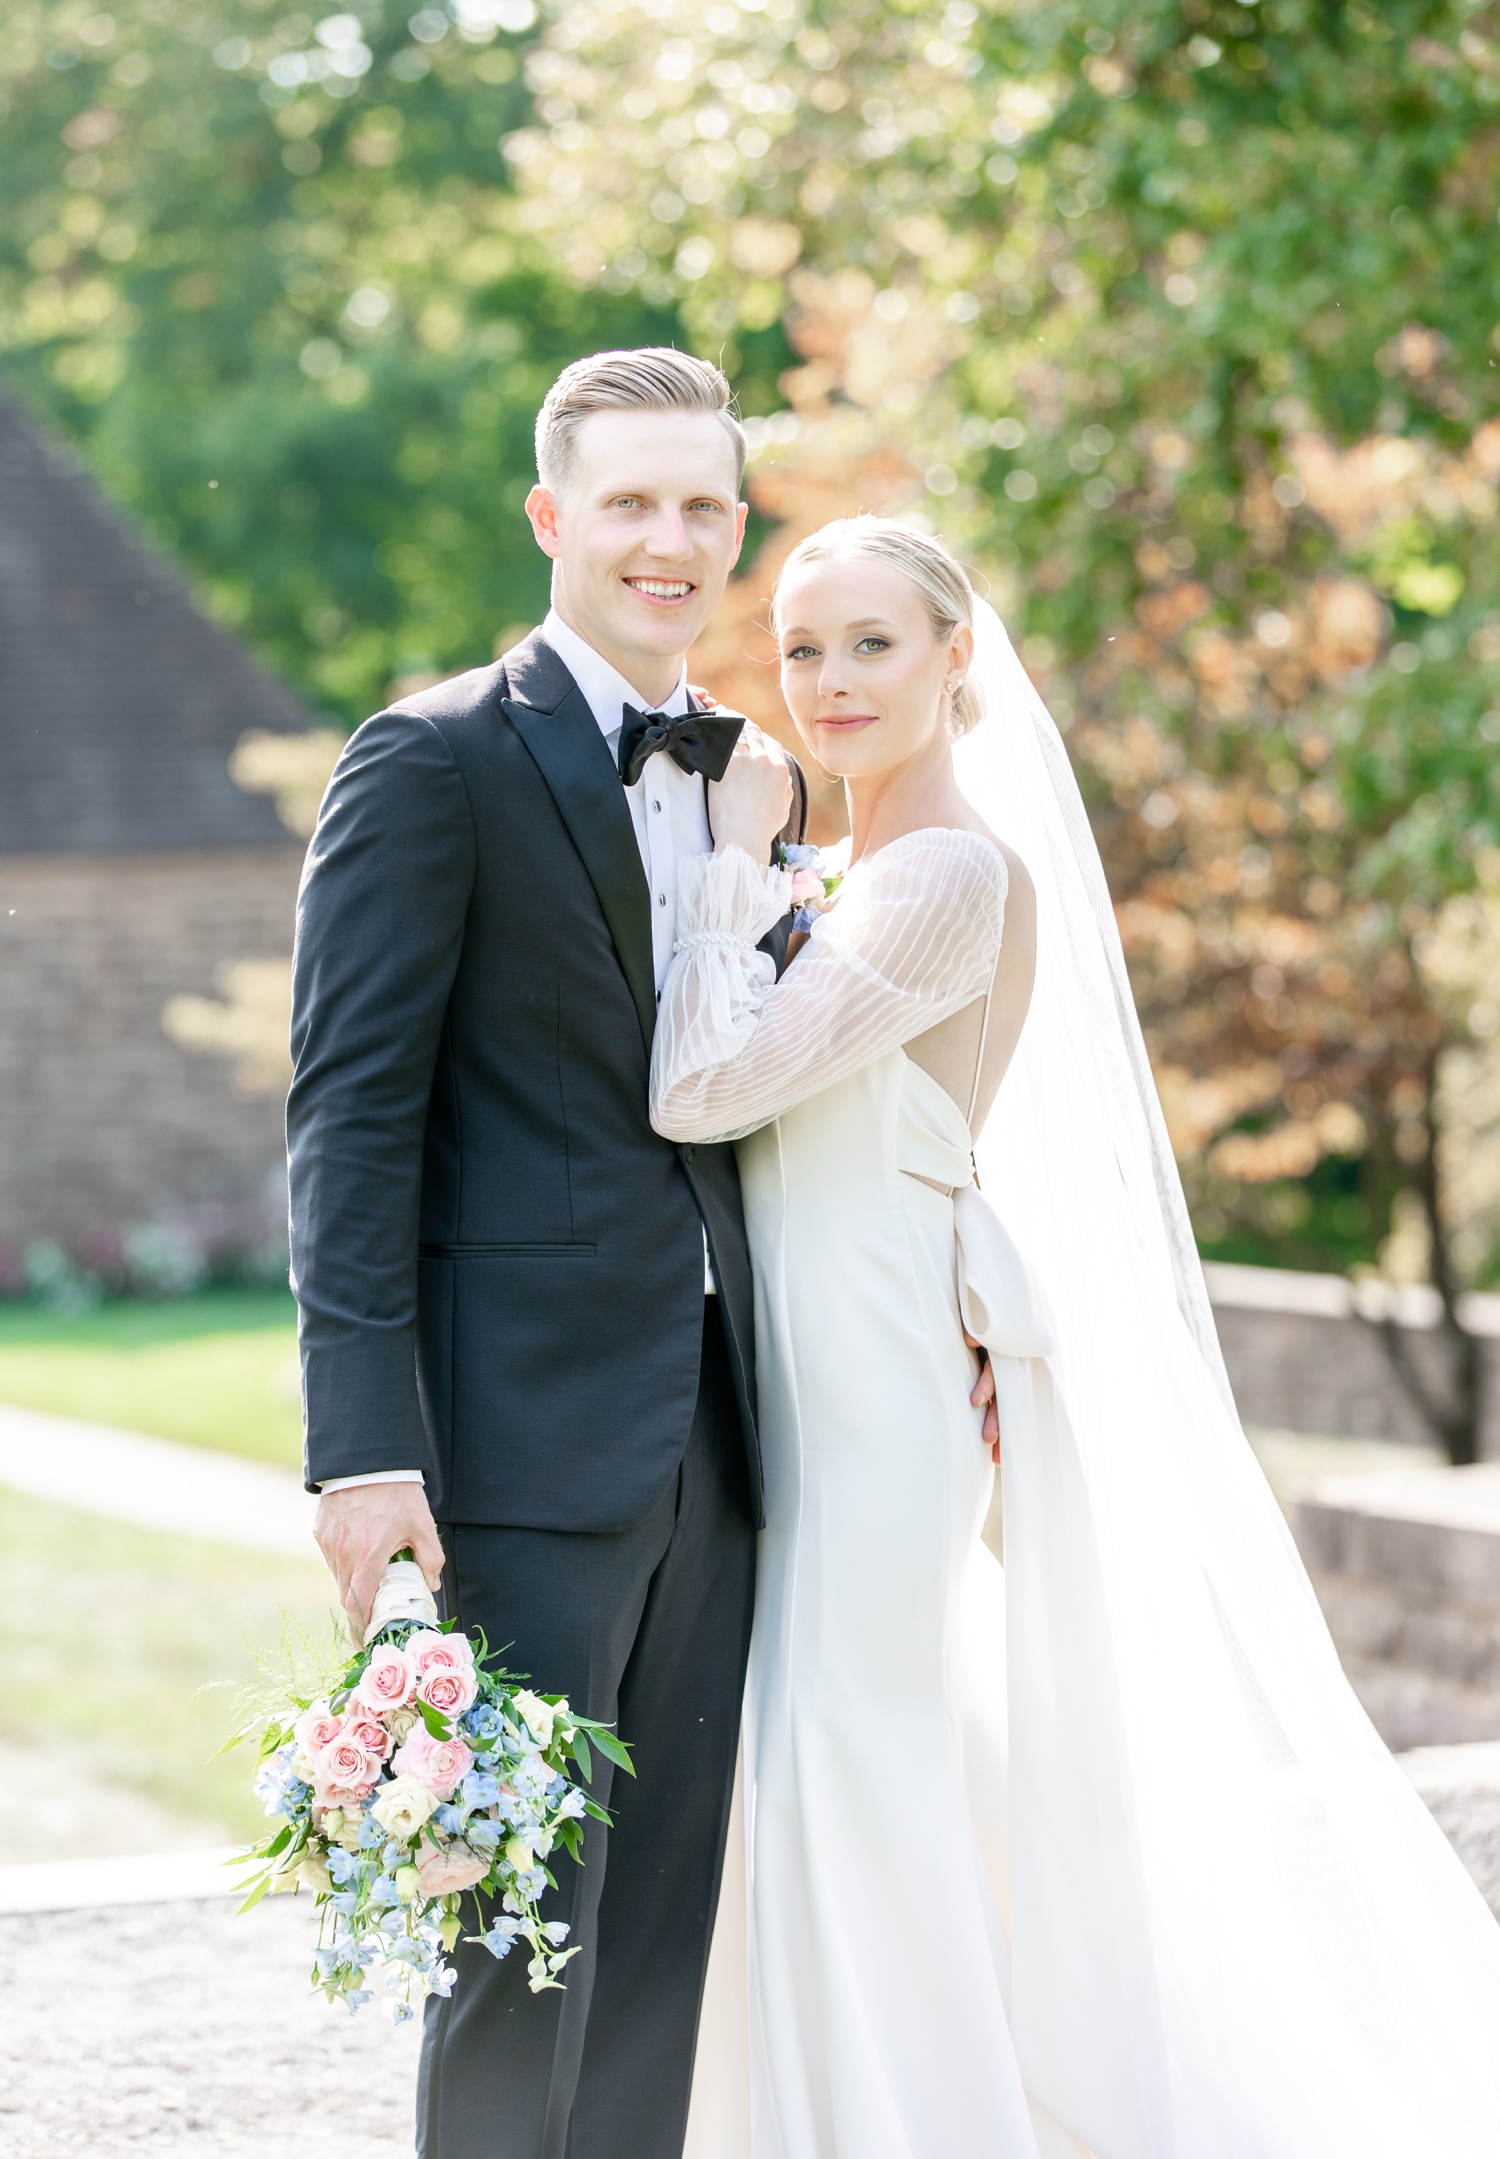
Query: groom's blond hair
535 348 746 496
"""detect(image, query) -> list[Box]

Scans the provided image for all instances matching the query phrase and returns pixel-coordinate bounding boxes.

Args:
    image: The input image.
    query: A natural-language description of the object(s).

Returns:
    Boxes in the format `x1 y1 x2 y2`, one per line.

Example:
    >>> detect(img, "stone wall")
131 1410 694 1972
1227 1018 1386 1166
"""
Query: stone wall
0 847 302 1266
1290 1464 1500 1747
1206 1260 1500 1457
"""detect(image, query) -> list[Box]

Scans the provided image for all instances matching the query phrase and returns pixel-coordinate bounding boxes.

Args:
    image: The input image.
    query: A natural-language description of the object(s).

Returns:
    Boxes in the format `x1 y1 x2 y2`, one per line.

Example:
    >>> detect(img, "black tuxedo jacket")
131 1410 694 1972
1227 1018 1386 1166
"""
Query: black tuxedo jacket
287 631 807 1531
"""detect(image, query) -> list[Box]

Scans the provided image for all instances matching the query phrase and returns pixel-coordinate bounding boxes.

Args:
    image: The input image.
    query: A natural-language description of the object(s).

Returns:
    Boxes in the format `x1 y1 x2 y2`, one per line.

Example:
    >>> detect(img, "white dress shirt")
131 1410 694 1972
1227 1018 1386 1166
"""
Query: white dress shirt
321 612 719 1494
539 609 717 1000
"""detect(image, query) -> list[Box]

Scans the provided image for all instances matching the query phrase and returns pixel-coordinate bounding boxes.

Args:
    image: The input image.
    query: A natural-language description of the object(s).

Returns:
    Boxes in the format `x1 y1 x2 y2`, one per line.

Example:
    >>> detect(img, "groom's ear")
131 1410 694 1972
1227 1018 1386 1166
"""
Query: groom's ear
526 483 563 560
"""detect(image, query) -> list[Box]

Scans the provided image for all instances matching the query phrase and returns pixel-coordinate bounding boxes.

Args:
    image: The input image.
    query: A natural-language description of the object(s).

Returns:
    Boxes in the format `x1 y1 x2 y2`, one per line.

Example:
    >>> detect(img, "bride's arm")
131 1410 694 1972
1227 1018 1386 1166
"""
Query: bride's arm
650 828 1008 1143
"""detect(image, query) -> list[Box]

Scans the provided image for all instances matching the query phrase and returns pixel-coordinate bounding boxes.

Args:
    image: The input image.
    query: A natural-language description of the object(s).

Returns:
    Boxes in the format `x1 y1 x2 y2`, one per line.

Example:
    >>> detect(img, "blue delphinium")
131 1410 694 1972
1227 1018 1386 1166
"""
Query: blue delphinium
461 1768 500 1810
253 1747 307 1819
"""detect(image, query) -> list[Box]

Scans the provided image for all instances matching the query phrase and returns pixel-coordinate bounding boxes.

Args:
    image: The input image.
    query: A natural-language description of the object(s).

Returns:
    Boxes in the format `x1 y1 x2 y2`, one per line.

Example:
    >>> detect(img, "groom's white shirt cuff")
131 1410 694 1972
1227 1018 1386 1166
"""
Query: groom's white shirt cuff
320 1469 425 1493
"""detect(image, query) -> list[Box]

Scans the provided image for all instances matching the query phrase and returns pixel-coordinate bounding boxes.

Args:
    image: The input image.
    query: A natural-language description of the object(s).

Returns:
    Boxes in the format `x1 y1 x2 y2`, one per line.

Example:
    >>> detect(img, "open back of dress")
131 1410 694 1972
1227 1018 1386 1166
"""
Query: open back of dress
902 836 1036 1154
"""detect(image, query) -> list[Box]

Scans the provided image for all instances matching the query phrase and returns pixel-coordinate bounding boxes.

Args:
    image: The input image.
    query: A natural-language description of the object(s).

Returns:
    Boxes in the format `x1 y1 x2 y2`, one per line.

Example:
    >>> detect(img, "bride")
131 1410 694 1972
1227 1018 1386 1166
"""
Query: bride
648 517 1500 2157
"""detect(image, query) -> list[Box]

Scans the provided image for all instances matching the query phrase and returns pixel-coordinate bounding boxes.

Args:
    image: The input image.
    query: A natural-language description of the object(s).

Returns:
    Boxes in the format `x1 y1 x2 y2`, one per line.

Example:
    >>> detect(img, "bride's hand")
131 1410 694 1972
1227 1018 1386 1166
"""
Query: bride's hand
709 720 793 860
966 1332 1001 1465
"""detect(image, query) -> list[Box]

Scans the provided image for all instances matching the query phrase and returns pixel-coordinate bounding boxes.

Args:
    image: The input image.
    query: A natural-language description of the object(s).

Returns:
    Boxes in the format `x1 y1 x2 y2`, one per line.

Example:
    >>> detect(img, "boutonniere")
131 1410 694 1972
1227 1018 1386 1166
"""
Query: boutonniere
778 841 847 934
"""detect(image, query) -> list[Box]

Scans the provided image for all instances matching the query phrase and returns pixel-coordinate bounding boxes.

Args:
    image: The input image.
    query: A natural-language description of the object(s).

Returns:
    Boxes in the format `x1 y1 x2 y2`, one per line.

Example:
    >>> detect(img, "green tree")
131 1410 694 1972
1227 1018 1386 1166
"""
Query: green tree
0 0 792 719
511 0 1500 1455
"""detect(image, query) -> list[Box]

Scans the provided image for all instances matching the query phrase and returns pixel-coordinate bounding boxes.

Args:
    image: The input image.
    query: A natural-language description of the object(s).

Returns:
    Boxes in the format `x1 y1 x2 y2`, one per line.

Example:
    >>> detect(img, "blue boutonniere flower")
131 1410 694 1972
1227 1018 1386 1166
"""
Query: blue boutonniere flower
778 841 847 933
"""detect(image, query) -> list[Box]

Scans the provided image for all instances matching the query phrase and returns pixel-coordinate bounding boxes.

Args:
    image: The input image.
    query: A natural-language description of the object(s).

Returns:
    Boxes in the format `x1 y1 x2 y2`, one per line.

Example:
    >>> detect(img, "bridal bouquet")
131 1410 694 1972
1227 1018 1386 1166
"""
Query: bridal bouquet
228 1560 631 2021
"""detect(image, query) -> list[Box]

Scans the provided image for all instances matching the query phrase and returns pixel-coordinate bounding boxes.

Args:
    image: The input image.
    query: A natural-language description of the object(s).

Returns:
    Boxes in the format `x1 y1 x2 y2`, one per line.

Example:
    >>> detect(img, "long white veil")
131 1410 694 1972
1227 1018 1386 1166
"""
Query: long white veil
958 600 1500 2155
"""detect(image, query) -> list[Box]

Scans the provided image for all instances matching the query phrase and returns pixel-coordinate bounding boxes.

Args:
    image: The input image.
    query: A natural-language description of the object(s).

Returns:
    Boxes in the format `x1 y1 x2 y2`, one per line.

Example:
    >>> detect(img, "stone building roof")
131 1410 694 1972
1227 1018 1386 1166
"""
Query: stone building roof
0 383 314 854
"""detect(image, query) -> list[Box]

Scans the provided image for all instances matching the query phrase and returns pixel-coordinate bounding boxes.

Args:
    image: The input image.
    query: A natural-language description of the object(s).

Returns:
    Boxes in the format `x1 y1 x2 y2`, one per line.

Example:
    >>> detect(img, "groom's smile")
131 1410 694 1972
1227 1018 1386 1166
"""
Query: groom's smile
624 576 695 604
526 405 749 706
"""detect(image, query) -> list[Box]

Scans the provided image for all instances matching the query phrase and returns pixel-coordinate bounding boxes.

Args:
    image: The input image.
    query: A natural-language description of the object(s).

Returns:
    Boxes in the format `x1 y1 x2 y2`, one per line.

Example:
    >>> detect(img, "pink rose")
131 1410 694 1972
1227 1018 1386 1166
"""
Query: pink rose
355 1643 418 1713
391 1729 474 1798
789 868 824 906
313 1735 381 1799
418 1665 478 1718
406 1629 475 1677
314 1785 372 1820
415 1841 490 1896
342 1713 393 1761
293 1701 343 1757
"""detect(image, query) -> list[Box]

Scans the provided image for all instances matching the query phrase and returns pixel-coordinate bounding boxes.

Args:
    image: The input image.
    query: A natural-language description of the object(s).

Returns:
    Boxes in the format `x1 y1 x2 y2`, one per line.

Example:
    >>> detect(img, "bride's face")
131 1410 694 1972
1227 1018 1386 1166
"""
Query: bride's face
775 558 971 780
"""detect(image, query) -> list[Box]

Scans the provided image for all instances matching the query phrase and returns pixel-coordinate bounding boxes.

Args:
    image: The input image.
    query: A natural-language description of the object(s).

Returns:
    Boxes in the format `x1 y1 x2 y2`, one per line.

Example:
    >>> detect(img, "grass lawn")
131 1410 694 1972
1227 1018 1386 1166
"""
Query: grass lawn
0 1290 301 1468
2 1486 339 1846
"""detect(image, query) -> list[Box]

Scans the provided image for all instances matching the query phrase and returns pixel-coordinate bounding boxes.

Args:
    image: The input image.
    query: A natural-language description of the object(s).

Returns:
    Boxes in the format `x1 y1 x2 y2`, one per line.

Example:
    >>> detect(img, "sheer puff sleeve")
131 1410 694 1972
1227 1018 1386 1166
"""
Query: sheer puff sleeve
650 827 1008 1144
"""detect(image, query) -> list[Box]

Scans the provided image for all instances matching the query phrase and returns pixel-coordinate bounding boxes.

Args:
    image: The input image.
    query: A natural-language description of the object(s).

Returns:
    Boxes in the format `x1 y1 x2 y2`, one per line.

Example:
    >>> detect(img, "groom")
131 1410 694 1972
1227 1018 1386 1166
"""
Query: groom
288 348 803 2158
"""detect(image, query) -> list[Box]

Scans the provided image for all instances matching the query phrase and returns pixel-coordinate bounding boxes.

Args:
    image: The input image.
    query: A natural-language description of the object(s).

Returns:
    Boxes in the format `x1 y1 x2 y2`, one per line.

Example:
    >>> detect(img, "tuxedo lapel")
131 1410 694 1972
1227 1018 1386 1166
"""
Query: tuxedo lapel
501 636 657 1055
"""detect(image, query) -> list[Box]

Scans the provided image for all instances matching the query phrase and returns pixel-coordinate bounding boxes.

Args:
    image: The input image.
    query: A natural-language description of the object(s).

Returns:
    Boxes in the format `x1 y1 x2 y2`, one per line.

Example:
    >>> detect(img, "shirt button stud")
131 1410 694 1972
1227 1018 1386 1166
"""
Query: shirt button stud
652 799 662 812
657 892 667 907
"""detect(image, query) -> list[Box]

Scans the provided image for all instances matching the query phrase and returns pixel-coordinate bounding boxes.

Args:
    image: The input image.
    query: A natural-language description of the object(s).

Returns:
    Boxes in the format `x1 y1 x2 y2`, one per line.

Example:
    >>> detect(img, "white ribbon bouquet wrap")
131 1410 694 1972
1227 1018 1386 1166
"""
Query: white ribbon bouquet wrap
229 1555 632 2020
364 1556 441 1641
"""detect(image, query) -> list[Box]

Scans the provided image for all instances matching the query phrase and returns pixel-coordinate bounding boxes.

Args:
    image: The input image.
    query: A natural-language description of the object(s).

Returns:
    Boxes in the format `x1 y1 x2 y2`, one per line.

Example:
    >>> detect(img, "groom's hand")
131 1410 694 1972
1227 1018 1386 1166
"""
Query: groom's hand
709 720 793 860
314 1482 446 1644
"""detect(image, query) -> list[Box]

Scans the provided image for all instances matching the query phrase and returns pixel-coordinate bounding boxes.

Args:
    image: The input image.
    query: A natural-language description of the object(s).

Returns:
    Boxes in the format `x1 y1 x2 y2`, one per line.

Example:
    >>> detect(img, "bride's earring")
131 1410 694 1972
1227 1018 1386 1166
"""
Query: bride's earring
945 677 967 739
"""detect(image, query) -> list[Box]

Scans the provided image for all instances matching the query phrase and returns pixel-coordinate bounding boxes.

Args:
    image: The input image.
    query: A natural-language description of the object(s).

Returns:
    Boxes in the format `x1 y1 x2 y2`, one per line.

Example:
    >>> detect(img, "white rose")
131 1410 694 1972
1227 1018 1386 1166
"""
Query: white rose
511 1691 555 1747
298 1850 333 1893
386 1705 422 1744
371 1773 438 1841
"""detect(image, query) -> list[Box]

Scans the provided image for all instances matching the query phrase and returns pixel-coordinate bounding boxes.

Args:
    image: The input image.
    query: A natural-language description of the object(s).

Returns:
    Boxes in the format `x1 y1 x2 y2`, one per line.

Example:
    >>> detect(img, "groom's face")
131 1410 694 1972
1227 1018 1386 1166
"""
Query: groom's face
526 408 748 688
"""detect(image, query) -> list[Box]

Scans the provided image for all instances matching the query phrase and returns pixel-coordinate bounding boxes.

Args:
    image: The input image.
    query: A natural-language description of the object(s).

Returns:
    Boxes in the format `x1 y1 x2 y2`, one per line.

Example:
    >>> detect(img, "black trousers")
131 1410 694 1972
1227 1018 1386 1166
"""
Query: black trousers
416 1301 755 2159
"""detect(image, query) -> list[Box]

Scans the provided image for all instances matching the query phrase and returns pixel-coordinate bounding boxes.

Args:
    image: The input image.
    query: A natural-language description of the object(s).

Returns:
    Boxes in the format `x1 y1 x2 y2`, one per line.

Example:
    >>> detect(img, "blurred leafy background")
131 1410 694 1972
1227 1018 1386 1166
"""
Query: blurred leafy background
7 0 1500 1453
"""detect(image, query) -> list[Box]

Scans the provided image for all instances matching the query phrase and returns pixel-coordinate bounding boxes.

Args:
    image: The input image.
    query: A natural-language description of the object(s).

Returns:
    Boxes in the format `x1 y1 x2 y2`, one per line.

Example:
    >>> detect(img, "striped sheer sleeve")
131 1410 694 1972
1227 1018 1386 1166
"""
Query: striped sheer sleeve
650 829 1008 1144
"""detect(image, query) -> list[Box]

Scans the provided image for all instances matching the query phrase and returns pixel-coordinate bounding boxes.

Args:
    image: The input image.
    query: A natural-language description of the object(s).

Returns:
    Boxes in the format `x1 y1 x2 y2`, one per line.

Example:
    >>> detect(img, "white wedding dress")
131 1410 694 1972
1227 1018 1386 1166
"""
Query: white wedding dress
657 828 1090 2157
649 605 1500 2158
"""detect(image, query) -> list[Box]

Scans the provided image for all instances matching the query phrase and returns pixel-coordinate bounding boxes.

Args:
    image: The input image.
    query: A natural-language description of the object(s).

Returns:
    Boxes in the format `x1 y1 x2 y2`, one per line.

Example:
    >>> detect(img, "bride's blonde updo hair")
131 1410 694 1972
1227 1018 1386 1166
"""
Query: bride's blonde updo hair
773 516 983 738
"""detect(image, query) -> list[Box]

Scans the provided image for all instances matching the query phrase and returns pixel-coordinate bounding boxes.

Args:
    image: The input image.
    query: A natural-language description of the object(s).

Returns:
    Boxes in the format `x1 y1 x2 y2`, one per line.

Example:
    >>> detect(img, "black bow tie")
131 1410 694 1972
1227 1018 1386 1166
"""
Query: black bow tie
617 703 745 789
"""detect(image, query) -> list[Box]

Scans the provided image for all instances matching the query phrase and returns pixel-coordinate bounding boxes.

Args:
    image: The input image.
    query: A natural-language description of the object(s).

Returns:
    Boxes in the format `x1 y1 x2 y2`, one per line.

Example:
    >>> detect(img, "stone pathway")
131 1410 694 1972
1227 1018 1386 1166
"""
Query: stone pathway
0 1407 414 2152
2 1754 1499 2157
0 1894 419 2159
0 1399 315 1554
